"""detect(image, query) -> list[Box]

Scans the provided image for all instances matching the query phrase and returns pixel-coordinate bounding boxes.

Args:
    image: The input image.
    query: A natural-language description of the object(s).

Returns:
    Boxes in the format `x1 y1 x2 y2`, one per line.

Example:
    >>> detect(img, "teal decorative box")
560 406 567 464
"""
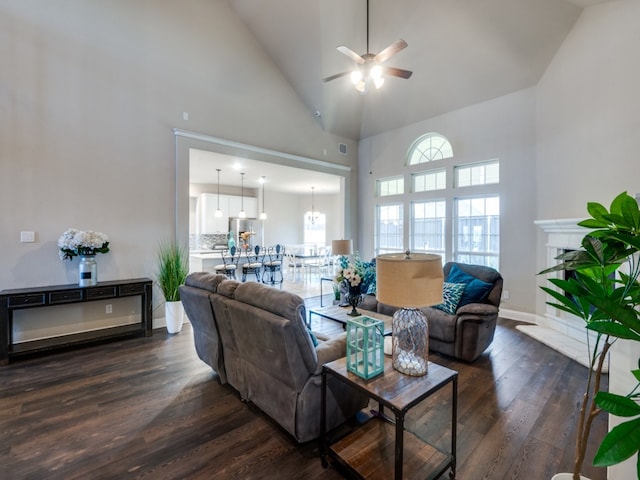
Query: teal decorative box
346 316 384 379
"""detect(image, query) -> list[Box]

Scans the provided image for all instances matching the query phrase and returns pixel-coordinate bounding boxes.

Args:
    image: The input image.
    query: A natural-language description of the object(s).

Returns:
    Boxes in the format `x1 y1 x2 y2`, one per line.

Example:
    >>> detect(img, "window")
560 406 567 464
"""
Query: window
413 169 446 192
454 196 499 269
408 133 453 165
303 213 326 246
380 133 500 267
376 204 404 254
377 176 404 196
412 200 446 256
455 160 499 187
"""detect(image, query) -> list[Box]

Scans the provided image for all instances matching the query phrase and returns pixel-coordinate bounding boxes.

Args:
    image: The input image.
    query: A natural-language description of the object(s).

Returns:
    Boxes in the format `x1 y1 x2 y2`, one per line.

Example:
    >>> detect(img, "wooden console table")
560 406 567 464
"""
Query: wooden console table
0 278 153 365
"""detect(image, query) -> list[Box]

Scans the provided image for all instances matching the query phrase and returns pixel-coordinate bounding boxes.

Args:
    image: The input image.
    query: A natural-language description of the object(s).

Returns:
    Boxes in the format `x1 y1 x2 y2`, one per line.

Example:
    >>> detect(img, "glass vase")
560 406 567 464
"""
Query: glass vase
79 255 97 287
346 286 363 316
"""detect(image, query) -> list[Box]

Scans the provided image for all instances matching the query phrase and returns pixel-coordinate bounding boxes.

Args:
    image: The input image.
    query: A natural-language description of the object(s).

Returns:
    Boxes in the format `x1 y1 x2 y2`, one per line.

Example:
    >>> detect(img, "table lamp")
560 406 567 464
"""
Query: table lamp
331 239 353 257
376 251 443 376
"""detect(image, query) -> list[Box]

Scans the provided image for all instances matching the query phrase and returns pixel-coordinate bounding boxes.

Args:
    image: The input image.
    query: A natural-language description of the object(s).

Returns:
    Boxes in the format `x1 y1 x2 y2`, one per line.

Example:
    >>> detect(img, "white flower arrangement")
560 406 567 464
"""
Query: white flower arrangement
58 228 110 260
334 264 363 288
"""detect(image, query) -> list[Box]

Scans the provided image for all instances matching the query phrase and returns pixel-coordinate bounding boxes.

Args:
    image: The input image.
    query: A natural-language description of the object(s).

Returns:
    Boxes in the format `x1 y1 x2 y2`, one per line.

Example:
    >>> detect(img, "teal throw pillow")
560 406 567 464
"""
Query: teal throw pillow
433 282 466 315
308 328 319 347
446 264 494 307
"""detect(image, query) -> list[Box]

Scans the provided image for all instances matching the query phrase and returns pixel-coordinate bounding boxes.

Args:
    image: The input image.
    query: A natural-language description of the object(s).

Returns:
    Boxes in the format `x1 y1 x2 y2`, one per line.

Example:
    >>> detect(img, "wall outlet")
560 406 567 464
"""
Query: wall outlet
502 290 510 300
106 304 113 314
20 231 35 243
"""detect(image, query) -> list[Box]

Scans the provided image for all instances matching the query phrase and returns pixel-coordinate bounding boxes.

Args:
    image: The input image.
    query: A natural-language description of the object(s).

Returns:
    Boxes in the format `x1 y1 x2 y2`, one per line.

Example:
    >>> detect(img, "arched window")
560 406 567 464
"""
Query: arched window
408 133 453 165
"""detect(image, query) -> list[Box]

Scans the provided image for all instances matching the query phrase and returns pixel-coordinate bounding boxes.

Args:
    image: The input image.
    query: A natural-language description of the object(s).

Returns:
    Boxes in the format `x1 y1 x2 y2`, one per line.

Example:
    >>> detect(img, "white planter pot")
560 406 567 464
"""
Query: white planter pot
165 300 185 334
552 474 591 480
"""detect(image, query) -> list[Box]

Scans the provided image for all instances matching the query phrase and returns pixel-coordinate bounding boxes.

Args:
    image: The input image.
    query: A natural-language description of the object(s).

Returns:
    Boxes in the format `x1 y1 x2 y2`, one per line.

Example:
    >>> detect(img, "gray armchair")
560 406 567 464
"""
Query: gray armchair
361 262 503 362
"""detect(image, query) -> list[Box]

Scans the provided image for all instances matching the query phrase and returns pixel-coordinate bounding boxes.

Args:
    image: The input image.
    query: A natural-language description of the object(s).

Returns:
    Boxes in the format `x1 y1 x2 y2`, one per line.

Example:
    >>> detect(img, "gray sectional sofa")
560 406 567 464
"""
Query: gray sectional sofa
179 272 367 443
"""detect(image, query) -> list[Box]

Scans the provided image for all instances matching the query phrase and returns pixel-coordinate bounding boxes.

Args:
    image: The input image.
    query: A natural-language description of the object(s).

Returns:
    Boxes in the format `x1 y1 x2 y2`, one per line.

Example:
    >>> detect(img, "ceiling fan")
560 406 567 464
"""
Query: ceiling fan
322 0 413 92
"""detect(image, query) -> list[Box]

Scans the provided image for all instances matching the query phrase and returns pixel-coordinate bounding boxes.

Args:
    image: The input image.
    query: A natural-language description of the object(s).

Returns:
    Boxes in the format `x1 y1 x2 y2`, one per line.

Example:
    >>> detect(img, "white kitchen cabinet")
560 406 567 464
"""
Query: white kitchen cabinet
196 194 258 234
228 195 257 219
197 193 228 234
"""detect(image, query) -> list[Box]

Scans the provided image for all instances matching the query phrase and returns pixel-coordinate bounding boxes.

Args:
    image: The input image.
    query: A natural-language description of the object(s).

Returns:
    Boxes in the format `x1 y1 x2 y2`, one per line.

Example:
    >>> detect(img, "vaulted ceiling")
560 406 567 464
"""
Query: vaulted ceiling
229 0 612 140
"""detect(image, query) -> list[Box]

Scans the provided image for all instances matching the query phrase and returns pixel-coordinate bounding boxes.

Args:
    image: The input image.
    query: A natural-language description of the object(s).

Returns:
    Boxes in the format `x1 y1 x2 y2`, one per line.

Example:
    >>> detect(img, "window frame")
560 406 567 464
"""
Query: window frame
407 132 454 166
452 194 500 269
376 175 405 197
410 199 447 257
375 203 404 255
455 159 500 188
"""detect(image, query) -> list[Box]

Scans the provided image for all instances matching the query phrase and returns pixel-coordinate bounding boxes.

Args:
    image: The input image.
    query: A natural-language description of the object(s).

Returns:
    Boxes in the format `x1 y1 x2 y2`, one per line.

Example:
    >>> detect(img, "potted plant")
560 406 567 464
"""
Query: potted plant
539 191 640 480
157 241 189 334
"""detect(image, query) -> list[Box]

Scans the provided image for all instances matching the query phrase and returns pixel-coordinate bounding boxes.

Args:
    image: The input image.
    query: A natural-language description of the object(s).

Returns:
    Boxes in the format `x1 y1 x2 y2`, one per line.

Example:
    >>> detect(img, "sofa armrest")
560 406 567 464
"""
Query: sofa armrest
312 332 347 375
456 303 498 317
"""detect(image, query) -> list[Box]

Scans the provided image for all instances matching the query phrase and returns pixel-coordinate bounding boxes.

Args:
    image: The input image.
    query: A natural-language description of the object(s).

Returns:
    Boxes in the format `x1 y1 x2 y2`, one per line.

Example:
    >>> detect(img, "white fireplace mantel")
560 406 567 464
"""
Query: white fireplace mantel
517 218 607 371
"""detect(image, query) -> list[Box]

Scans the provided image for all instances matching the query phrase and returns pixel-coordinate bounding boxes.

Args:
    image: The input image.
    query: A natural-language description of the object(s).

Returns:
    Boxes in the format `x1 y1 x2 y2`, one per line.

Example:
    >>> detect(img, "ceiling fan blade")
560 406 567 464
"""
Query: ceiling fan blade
374 39 408 64
382 66 413 79
322 71 351 83
336 45 365 64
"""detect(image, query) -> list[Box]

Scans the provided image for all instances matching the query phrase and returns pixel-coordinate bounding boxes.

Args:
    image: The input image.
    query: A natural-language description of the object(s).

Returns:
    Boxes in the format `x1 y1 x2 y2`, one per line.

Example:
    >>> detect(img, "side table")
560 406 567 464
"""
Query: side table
321 357 457 479
319 276 335 307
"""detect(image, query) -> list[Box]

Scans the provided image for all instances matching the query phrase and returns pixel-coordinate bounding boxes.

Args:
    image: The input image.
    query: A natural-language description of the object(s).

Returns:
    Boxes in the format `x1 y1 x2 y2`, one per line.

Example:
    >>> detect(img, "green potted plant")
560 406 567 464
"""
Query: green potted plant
157 241 189 334
539 192 640 480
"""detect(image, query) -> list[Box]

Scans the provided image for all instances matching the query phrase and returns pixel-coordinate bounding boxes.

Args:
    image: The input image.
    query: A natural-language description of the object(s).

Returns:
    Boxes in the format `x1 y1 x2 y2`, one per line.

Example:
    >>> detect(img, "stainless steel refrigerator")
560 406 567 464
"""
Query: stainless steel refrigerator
228 217 260 250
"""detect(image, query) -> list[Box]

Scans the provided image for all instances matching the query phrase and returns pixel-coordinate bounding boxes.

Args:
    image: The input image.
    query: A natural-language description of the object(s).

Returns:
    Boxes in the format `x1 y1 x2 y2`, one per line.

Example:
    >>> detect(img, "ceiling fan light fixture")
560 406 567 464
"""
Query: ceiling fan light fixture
323 0 411 91
371 65 384 89
350 69 363 85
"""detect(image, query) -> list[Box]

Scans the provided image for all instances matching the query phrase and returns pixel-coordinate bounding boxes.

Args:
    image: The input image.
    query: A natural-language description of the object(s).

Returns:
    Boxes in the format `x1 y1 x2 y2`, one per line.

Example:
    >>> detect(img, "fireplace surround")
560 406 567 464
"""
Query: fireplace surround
517 218 607 371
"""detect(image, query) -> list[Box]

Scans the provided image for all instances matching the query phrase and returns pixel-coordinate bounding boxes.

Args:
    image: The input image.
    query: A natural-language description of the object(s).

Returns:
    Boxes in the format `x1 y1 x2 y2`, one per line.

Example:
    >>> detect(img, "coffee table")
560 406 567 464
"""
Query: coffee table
307 305 392 335
321 357 458 479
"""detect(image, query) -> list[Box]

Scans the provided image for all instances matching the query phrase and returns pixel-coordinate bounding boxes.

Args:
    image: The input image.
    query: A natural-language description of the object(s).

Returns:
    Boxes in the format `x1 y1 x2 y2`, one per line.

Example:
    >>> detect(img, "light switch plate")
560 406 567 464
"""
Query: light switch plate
20 231 35 243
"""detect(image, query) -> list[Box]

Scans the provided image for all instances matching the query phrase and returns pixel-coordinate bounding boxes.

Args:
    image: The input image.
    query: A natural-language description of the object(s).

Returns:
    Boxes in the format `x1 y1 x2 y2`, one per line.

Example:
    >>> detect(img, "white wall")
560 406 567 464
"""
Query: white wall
0 1 356 323
536 1 640 477
359 88 538 313
536 0 640 220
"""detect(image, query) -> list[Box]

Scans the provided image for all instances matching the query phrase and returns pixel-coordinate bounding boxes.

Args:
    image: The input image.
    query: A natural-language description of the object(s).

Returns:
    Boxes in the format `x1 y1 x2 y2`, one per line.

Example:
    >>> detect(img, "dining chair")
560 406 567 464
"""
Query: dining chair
305 246 332 281
242 245 263 282
213 246 239 279
262 244 284 287
285 251 306 282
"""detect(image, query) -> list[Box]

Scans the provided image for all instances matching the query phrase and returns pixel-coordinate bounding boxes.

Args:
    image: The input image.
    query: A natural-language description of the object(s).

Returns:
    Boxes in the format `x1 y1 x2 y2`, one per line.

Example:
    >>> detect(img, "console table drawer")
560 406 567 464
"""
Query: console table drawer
119 283 146 296
85 287 117 300
49 290 83 304
7 294 46 308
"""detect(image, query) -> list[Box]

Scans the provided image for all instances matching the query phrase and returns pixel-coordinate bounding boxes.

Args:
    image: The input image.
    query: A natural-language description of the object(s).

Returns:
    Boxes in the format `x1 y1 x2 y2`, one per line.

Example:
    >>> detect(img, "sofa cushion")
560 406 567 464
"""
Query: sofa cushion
446 264 494 307
421 306 456 343
185 272 227 292
433 282 466 315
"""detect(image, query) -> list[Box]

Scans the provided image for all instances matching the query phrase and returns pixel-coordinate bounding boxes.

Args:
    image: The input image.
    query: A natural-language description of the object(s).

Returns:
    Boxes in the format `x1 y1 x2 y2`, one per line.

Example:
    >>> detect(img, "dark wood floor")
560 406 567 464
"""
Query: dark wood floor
0 297 608 480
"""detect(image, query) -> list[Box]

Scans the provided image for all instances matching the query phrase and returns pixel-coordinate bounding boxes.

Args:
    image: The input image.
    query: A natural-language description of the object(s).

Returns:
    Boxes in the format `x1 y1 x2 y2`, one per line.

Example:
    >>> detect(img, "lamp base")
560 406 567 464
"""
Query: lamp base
392 308 429 376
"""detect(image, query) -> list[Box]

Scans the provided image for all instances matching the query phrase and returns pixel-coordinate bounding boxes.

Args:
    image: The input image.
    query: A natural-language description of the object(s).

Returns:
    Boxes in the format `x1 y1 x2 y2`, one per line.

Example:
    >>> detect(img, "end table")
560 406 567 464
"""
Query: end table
321 357 457 479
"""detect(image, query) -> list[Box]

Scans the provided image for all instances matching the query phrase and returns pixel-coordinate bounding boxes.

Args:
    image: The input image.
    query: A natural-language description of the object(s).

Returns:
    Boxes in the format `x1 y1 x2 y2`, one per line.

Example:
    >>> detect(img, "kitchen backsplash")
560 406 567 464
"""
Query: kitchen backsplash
190 233 229 251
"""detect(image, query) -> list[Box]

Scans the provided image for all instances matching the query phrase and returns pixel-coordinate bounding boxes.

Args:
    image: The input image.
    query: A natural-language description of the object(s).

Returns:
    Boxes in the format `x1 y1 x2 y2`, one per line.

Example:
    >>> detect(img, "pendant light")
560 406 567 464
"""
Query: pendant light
306 186 319 225
259 176 267 220
238 172 246 219
214 168 223 218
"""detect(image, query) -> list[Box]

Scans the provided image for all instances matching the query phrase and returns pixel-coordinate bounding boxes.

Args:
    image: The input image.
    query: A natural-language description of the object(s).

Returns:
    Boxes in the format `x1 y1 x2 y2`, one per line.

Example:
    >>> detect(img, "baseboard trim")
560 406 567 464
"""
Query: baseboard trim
499 308 537 324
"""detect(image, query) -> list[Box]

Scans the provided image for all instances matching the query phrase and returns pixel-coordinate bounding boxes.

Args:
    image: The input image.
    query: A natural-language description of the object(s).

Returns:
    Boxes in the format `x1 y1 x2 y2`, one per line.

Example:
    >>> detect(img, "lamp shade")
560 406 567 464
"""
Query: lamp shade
331 239 353 256
376 252 443 308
